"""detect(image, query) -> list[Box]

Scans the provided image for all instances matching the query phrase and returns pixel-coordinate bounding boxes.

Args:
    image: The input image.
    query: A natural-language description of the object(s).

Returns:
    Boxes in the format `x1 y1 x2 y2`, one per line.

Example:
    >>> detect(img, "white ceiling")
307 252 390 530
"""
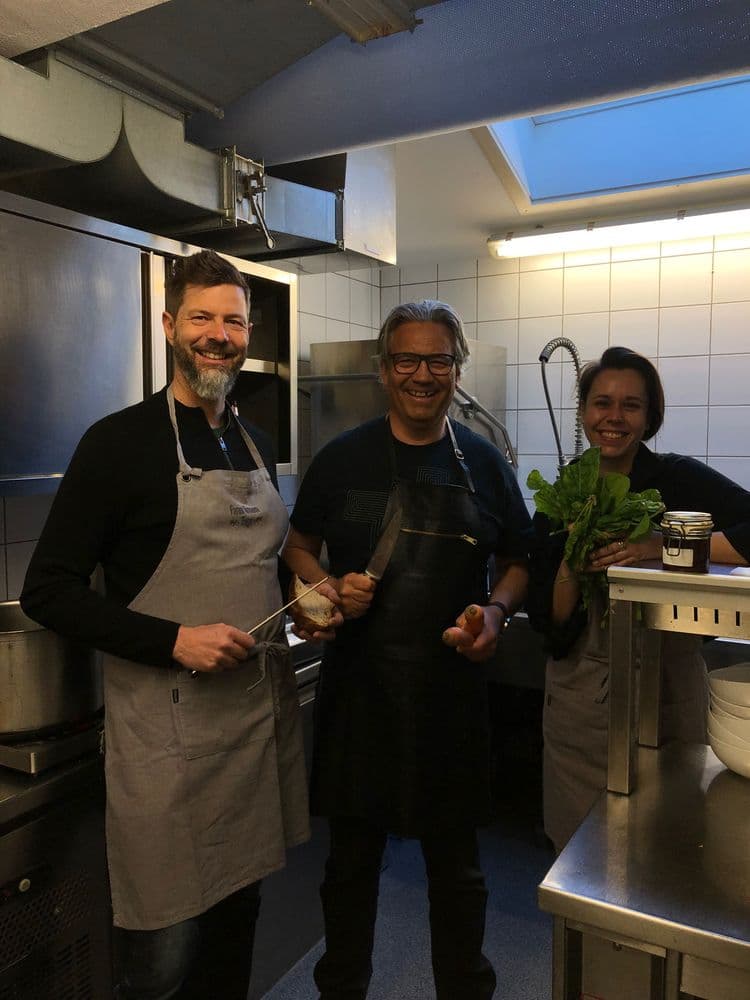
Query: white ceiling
0 0 169 58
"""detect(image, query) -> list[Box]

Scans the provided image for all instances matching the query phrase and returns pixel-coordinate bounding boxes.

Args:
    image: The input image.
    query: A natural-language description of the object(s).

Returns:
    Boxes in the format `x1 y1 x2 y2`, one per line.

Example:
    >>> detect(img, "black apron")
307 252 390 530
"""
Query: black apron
311 420 499 837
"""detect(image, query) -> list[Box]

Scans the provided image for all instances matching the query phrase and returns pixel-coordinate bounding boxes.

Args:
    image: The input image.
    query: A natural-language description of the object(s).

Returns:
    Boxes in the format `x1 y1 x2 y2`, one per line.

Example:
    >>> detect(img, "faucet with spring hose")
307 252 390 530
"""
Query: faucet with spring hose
539 337 584 470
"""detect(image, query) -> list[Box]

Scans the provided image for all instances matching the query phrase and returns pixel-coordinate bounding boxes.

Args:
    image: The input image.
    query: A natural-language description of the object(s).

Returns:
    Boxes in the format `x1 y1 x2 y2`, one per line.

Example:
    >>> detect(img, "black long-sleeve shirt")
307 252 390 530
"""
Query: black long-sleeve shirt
21 387 280 668
526 443 750 659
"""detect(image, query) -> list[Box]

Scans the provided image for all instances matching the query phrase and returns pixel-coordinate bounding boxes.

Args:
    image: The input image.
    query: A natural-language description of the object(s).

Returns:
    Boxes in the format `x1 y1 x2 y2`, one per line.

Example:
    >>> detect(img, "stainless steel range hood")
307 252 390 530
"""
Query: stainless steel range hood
0 51 396 265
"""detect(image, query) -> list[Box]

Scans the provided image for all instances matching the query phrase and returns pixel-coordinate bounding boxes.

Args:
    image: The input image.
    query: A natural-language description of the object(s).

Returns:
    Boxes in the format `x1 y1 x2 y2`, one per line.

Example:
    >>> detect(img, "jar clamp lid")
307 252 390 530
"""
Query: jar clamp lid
661 511 714 536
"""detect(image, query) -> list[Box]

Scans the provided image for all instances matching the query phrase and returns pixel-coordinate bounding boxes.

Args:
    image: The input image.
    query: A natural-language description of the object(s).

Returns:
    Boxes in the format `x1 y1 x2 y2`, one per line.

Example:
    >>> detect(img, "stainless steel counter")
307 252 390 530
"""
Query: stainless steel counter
0 752 103 828
607 561 750 794
539 743 750 999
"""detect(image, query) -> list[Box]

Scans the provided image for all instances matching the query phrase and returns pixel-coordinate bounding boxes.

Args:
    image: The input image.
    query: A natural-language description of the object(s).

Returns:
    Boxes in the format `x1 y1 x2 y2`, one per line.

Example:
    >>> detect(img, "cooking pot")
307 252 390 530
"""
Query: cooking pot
0 601 103 739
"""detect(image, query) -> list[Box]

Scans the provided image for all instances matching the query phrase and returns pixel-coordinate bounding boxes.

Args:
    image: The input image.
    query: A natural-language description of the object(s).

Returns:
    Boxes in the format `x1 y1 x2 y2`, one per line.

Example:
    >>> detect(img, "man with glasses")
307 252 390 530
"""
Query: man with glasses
283 300 531 999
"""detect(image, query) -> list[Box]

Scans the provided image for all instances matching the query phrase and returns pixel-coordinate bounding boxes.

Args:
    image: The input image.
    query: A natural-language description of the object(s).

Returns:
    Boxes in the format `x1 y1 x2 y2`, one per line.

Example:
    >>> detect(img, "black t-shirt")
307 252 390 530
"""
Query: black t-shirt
21 387 279 667
291 416 531 578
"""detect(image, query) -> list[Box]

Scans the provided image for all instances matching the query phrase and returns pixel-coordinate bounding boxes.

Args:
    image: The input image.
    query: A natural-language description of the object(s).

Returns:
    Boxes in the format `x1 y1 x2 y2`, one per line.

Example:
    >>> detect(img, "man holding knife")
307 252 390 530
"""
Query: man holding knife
21 250 315 999
283 300 531 1000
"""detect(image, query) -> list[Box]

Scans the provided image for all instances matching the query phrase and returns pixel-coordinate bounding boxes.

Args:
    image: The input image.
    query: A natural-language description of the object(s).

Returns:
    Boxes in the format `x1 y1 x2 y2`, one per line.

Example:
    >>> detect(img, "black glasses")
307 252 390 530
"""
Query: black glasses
388 353 456 375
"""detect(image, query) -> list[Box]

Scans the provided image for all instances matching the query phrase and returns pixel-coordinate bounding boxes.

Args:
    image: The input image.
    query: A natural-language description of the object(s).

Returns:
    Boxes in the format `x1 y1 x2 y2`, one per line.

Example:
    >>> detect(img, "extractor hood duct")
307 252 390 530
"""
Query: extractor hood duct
0 52 396 265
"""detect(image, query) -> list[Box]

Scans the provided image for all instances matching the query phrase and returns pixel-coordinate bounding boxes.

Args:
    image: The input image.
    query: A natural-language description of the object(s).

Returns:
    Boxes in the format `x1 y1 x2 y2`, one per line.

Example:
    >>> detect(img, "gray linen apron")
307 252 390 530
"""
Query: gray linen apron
543 594 708 852
103 388 309 930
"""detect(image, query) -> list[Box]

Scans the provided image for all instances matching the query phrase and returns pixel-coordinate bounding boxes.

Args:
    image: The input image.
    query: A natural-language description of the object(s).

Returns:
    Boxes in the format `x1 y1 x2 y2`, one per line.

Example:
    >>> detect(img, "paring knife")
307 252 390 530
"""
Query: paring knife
365 503 403 581
190 577 330 675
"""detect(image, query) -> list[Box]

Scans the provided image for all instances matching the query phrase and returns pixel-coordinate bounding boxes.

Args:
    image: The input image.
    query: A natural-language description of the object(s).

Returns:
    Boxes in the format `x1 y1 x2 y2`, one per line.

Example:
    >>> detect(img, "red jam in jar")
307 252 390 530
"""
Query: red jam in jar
661 511 713 573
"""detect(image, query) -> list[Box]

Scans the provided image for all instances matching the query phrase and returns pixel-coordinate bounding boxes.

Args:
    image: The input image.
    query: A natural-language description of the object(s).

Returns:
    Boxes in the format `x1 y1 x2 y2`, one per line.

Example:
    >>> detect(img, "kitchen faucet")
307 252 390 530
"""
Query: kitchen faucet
539 337 583 469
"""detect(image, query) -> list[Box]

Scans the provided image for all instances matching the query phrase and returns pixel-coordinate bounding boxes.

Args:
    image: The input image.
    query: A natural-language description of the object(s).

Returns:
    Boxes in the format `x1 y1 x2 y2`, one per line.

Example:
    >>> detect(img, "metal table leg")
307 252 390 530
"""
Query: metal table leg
608 598 637 793
639 628 663 748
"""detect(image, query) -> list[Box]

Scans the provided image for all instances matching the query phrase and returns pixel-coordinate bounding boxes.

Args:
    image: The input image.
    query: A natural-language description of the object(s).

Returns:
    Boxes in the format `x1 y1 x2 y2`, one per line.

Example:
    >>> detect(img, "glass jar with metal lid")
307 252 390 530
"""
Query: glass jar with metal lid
661 511 713 573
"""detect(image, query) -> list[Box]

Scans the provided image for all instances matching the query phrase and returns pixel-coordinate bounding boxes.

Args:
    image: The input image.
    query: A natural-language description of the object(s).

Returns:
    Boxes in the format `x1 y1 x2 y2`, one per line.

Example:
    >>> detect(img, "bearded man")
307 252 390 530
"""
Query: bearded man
21 250 311 1000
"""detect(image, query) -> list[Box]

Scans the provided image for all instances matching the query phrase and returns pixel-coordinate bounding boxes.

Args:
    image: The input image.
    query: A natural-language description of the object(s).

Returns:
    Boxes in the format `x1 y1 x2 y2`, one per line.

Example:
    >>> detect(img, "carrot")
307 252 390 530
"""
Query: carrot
461 604 485 638
442 626 471 649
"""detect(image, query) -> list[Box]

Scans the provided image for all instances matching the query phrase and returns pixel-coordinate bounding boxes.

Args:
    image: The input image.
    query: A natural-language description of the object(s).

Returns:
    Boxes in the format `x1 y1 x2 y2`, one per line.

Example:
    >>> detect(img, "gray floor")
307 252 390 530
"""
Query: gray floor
261 823 554 1000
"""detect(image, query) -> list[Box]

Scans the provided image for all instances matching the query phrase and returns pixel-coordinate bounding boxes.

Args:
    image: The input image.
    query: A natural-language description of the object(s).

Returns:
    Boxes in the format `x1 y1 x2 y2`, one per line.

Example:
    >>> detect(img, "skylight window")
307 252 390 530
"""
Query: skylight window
489 75 750 204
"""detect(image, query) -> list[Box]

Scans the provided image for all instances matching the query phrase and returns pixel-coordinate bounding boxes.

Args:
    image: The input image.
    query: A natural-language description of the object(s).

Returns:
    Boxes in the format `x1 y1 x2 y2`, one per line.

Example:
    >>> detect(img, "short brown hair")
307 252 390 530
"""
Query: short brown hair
376 300 470 374
579 346 665 440
165 250 250 316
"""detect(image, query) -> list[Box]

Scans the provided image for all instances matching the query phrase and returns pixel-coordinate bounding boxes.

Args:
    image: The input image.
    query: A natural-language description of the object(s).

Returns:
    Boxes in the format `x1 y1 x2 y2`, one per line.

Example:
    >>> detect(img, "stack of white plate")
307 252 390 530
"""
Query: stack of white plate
708 664 750 778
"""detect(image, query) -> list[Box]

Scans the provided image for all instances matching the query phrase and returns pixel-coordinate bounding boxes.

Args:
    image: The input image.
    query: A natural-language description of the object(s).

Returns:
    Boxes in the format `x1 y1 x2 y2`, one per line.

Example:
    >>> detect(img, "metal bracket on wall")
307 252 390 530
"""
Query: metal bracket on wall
220 147 276 250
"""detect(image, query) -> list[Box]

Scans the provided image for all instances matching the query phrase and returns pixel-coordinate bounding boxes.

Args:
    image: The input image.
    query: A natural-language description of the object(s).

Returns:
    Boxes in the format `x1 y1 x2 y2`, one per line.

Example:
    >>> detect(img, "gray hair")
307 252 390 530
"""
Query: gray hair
376 300 470 374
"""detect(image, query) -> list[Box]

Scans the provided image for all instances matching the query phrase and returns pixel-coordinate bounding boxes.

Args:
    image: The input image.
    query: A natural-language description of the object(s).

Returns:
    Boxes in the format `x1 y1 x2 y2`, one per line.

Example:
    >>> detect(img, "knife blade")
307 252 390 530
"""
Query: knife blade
365 503 403 581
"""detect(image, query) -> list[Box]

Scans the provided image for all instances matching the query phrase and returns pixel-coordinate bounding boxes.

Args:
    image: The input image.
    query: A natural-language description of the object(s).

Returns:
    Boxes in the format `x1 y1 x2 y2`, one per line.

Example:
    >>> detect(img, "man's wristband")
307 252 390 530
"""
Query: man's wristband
487 600 512 629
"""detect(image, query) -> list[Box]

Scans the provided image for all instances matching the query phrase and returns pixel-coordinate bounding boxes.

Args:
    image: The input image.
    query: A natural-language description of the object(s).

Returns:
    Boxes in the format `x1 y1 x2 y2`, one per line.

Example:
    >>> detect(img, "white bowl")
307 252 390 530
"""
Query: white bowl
711 692 750 720
709 708 750 743
708 664 750 708
708 732 750 779
708 714 750 750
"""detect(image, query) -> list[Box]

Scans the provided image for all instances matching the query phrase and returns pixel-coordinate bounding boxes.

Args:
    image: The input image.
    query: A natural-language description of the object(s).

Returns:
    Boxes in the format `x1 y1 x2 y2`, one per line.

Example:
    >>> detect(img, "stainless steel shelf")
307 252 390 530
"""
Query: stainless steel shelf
607 561 750 795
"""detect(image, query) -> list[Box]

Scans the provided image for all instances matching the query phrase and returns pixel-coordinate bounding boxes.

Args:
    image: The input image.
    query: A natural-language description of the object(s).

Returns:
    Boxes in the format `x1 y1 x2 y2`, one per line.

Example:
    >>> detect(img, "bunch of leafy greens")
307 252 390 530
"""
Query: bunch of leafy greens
527 447 665 611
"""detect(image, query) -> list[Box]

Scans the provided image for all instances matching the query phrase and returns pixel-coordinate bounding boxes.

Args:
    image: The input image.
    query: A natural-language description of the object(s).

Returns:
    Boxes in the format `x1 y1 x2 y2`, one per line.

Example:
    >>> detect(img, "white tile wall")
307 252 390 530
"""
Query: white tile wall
561 313 609 362
399 281 438 302
708 406 750 456
477 319 518 362
711 301 750 353
659 305 711 356
658 356 710 406
518 316 562 363
709 354 750 405
563 263 610 314
519 268 563 318
478 273 519 321
713 249 750 303
609 309 659 356
660 254 713 307
656 406 709 457
610 258 660 310
437 277 477 322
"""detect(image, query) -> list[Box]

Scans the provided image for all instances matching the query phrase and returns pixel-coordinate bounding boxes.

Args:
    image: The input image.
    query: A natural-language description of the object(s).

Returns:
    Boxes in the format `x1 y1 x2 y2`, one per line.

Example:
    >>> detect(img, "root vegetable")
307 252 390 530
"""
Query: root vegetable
461 604 484 637
442 626 471 649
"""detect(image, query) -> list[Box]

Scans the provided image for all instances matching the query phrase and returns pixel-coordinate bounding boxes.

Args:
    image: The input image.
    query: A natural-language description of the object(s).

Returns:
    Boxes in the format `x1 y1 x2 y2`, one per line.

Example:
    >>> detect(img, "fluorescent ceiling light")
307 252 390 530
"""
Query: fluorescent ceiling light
488 207 750 258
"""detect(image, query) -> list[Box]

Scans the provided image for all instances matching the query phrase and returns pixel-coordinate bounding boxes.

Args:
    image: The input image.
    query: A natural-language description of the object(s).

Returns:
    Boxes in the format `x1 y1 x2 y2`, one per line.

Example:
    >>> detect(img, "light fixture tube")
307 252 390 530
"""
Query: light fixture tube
488 207 750 258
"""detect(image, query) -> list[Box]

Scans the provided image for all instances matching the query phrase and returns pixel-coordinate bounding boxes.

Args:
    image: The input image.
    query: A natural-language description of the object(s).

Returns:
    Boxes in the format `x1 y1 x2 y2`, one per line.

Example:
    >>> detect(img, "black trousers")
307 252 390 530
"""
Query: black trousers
314 816 496 1000
113 882 261 1000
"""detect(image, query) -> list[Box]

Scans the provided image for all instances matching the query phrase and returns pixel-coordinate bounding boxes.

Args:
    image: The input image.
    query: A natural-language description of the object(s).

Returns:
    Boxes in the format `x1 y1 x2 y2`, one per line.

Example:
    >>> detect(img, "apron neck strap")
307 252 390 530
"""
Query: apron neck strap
166 386 197 477
166 387 267 475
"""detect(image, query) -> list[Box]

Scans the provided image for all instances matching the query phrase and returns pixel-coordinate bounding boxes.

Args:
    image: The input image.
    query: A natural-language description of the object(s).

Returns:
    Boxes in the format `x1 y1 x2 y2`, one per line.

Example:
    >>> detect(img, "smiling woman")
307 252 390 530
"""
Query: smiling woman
527 345 750 853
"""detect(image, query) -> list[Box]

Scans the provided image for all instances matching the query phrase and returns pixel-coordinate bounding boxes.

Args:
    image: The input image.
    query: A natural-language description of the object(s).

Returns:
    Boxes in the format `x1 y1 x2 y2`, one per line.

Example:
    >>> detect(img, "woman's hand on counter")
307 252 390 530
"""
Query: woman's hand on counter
588 529 662 571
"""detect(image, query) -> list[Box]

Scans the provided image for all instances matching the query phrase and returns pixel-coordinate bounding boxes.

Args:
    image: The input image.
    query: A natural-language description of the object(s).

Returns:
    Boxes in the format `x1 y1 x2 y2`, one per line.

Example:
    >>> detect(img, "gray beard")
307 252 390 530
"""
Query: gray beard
172 340 244 401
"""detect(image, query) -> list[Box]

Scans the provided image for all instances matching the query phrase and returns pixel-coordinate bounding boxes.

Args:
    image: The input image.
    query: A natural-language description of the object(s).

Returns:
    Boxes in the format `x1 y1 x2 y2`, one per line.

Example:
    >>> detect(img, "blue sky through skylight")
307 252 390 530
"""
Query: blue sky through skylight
489 75 750 203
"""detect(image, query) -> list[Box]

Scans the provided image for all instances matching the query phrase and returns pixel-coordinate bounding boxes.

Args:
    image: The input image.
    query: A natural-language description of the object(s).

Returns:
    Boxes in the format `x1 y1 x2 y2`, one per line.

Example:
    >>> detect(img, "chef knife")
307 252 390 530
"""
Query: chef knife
364 503 403 581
